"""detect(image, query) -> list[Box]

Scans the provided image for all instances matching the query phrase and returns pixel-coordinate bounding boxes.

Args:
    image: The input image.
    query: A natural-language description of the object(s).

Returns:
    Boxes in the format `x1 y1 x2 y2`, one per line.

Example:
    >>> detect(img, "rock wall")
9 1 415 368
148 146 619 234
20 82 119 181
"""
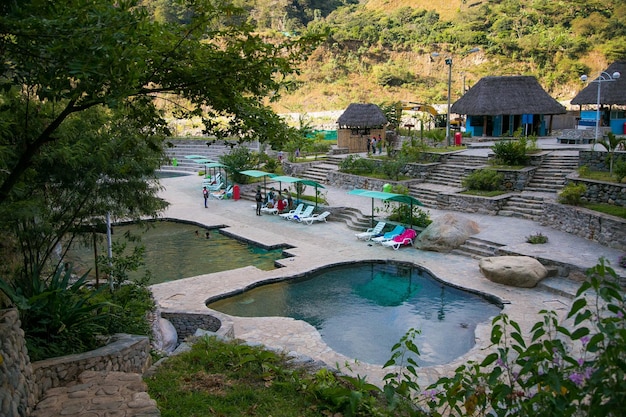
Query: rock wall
579 150 626 171
565 174 626 206
161 312 223 344
326 171 417 191
541 202 626 251
439 193 510 215
0 308 152 417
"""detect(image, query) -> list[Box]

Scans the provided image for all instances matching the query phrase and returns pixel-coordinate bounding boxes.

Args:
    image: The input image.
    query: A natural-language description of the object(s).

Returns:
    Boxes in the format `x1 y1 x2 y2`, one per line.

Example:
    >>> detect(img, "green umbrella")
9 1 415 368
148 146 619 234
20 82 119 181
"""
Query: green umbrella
348 189 423 228
239 170 278 196
269 176 325 209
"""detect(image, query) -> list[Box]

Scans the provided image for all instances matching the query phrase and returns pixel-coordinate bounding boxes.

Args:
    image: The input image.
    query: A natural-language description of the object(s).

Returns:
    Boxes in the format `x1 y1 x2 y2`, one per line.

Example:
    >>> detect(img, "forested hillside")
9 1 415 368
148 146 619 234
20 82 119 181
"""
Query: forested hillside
144 0 626 113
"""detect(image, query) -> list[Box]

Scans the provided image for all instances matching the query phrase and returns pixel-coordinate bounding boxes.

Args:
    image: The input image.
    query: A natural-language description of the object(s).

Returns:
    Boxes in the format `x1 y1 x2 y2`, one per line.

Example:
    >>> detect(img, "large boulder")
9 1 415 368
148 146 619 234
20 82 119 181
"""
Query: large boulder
415 213 480 252
479 256 548 288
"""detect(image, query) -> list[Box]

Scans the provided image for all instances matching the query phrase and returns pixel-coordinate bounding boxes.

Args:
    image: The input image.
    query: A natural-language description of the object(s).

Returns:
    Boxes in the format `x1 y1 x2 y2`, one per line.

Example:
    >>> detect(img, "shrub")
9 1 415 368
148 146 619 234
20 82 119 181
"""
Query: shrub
526 232 548 244
385 258 626 417
387 205 432 228
614 159 626 183
491 138 529 165
380 157 407 180
558 182 587 205
462 169 503 191
338 155 376 174
219 146 259 184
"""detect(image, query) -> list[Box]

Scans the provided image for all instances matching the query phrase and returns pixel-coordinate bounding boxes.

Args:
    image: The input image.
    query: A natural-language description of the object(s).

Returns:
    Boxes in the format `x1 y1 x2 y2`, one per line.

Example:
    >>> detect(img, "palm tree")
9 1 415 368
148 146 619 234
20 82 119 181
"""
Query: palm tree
597 132 626 175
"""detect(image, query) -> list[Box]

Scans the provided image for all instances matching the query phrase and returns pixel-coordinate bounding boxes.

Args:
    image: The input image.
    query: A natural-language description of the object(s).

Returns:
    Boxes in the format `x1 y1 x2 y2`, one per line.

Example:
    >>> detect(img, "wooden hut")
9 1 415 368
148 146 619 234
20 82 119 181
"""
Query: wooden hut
451 76 566 137
336 103 388 152
570 61 626 135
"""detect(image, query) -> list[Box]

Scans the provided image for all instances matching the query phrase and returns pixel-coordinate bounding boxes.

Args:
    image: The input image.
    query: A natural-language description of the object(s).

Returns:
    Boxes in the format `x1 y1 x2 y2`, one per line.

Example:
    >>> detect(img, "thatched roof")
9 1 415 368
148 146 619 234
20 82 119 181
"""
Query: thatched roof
451 76 566 116
570 61 626 106
337 103 388 128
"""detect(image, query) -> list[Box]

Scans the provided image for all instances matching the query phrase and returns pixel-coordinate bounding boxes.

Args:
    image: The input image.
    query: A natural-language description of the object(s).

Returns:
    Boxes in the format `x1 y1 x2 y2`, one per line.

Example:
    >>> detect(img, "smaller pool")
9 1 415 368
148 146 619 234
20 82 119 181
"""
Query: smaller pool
65 221 285 284
207 262 502 366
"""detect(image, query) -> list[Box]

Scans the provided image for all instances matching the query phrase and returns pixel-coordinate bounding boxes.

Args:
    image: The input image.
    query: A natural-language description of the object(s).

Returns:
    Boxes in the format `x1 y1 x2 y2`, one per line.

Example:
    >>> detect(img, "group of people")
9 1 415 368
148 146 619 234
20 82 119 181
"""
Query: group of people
367 134 384 155
255 187 293 215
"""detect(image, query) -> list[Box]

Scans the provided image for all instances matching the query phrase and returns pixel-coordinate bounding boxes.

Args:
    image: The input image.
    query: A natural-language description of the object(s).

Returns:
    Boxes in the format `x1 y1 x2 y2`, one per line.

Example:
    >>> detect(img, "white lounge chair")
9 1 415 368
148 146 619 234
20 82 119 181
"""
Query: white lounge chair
299 211 330 225
289 205 314 221
202 181 223 192
210 185 233 199
279 203 304 220
371 225 405 244
261 205 279 215
355 221 386 241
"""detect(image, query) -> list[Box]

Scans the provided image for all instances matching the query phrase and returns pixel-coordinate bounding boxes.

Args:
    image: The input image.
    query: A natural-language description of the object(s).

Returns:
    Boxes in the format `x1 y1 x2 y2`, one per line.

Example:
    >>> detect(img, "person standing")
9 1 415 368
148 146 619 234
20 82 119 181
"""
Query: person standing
366 137 371 154
202 186 209 208
255 187 263 215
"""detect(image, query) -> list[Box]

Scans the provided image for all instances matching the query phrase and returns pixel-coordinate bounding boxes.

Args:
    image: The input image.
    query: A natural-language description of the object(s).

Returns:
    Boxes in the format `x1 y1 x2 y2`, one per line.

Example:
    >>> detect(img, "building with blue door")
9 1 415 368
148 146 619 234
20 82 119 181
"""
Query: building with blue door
450 76 566 137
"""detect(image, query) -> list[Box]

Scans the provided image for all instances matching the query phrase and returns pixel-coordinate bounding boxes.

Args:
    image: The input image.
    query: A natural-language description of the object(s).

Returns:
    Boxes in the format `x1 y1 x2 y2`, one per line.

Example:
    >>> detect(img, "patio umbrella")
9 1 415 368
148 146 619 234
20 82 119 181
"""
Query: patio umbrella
205 162 228 186
269 176 325 209
348 189 423 228
239 170 278 195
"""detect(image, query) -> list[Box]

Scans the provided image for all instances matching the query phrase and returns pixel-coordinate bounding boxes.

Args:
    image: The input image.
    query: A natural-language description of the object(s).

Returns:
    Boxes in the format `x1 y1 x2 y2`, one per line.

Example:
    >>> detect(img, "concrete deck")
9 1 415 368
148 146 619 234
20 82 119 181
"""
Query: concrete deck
150 163 624 388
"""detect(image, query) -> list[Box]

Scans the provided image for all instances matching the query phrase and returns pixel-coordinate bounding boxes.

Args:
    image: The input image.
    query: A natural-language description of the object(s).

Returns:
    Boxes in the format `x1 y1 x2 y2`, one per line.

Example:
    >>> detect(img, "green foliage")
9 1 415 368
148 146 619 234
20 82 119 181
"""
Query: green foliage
387 205 432 229
384 258 626 417
462 169 504 191
0 266 110 361
597 132 626 175
398 141 428 163
339 155 377 175
97 230 153 289
526 232 549 244
614 159 626 183
93 282 154 337
219 146 260 184
558 182 587 206
380 157 408 181
491 139 530 166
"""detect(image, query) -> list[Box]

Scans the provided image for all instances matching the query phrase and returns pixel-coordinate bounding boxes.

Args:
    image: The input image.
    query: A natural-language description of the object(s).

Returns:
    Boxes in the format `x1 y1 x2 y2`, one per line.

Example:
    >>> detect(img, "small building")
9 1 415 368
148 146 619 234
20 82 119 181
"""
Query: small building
451 76 566 137
337 103 388 152
570 61 626 135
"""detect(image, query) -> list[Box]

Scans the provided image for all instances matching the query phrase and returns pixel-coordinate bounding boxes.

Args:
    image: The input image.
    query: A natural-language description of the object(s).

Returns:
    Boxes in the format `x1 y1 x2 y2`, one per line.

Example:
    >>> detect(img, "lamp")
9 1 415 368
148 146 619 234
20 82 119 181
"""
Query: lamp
432 48 480 146
580 71 620 150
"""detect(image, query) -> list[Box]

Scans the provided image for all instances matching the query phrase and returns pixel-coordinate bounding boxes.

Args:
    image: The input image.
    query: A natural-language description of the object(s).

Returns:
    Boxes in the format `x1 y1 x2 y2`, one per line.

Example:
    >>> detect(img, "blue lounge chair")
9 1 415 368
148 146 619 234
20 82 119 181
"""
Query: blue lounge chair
371 225 405 244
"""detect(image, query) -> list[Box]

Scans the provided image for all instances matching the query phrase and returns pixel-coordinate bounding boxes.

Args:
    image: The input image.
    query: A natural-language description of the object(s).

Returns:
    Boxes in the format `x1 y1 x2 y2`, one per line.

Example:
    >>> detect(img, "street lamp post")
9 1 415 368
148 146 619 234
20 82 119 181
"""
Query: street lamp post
580 71 620 150
432 48 479 147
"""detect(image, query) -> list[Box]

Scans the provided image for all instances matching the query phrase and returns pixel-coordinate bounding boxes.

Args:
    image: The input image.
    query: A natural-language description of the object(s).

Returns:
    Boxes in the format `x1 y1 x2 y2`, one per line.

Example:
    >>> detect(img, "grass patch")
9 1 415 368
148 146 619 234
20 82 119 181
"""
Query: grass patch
578 170 618 183
460 190 508 197
582 203 626 219
146 336 408 417
424 145 466 153
488 164 526 170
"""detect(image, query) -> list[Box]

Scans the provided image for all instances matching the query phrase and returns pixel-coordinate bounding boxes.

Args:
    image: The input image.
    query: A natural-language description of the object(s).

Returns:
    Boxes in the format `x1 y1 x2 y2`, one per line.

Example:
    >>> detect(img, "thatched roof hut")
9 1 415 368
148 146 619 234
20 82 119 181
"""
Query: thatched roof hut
571 61 626 106
337 103 388 128
336 103 388 153
451 76 566 116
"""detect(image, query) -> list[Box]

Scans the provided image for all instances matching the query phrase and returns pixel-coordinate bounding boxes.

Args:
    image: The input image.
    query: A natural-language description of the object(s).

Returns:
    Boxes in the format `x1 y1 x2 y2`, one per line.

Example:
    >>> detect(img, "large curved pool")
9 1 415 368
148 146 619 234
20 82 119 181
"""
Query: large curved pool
207 262 502 366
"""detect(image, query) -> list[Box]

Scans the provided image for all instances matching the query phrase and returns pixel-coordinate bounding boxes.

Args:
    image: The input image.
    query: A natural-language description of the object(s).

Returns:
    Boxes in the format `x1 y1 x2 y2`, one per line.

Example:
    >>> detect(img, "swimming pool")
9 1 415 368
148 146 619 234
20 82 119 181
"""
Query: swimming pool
207 262 502 366
64 220 285 285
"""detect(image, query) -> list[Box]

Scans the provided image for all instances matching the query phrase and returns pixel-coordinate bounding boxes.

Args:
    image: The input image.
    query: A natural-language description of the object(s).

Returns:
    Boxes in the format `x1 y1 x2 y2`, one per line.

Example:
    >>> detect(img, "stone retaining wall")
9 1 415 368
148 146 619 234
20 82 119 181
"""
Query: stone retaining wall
565 174 626 206
327 171 418 191
540 202 626 251
0 307 152 417
439 193 510 215
161 312 222 344
499 167 537 191
579 150 626 171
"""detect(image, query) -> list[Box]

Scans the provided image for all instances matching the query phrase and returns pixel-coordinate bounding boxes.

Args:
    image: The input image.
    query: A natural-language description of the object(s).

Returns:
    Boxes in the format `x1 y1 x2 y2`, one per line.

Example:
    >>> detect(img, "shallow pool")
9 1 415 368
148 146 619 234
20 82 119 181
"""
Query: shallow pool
65 221 285 285
207 262 502 366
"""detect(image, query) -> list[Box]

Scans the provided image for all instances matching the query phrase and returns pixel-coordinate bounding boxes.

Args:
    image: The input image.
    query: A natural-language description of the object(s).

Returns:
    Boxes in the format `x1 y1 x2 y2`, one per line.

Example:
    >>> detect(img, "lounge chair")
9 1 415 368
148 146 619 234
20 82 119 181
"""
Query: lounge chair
289 205 314 221
381 229 417 250
261 204 279 215
371 225 405 244
210 185 233 199
299 211 330 225
203 181 223 192
355 221 386 241
279 203 304 219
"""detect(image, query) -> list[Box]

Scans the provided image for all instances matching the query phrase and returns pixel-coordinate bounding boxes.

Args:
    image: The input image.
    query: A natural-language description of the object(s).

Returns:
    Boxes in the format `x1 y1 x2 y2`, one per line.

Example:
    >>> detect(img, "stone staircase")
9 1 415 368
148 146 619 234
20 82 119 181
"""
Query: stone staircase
299 156 341 183
498 193 548 221
331 207 374 231
525 152 579 193
161 140 259 173
450 237 505 259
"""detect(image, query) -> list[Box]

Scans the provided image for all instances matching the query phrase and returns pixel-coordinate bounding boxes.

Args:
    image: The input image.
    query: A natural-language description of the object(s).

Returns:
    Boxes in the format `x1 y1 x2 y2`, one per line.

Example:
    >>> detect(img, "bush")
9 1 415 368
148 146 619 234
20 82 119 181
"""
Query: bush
387 205 432 228
385 258 626 417
491 138 529 165
462 169 503 191
558 182 587 205
614 159 626 183
380 157 407 180
338 155 376 174
219 146 259 184
526 232 548 244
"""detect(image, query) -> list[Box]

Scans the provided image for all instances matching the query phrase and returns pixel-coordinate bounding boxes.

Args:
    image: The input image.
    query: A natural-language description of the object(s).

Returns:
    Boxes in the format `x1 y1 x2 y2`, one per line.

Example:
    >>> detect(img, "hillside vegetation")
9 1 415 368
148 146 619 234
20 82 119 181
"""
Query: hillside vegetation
146 0 626 114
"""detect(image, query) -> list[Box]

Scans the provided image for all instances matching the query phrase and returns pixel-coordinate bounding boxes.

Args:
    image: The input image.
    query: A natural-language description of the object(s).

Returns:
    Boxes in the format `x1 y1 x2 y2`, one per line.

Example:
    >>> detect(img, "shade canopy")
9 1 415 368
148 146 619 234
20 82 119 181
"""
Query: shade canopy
184 155 213 160
239 170 277 195
270 175 325 209
348 189 423 228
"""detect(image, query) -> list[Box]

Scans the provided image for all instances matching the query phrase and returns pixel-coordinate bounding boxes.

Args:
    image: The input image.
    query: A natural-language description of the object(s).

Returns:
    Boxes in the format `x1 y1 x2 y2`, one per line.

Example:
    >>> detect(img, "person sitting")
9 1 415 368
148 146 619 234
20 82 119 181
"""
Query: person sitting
276 192 286 213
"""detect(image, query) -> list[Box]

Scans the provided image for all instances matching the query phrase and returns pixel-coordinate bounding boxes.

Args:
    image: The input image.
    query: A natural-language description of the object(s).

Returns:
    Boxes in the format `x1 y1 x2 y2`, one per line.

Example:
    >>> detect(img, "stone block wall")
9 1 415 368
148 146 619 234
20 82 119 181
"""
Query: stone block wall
498 167 537 191
326 171 418 191
438 193 510 215
541 202 626 251
579 150 626 171
1 308 33 417
161 312 222 344
1 307 152 417
565 175 626 207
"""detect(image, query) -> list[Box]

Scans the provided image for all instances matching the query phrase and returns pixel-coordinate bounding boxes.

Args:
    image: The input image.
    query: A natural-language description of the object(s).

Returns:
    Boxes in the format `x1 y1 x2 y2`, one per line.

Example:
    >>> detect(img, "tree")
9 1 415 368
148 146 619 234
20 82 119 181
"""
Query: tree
0 0 319 205
0 0 318 284
597 132 626 175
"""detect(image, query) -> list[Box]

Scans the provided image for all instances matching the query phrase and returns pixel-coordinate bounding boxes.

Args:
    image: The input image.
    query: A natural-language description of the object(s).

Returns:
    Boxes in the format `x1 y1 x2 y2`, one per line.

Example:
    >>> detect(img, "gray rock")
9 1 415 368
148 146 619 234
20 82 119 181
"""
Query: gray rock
479 256 548 288
415 213 480 252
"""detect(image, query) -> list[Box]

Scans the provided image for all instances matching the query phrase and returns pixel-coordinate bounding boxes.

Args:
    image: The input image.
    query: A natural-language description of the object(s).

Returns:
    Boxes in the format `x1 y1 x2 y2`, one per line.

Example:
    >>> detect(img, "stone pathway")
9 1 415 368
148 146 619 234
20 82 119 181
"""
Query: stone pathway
31 371 159 417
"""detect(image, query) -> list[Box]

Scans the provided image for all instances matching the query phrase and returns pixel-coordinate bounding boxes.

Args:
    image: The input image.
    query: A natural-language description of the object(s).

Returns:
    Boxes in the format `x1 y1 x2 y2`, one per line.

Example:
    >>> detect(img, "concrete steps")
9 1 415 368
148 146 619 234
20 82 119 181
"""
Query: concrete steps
498 194 545 221
451 237 505 259
300 163 337 183
525 154 579 193
407 186 440 208
332 207 374 231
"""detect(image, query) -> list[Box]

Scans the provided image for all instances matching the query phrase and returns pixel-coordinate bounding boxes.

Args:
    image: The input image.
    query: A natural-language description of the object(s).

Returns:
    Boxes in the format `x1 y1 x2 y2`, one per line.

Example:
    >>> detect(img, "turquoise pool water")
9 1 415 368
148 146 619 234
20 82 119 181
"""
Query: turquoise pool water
207 262 502 366
65 221 284 285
